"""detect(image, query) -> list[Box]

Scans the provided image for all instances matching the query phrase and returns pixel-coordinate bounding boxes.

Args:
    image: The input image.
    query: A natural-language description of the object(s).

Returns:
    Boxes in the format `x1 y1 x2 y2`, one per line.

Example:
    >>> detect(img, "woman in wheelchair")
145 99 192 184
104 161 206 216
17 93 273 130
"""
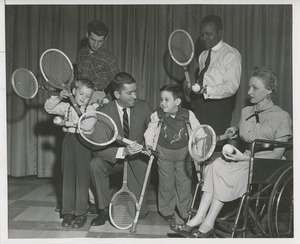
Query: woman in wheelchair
176 66 292 238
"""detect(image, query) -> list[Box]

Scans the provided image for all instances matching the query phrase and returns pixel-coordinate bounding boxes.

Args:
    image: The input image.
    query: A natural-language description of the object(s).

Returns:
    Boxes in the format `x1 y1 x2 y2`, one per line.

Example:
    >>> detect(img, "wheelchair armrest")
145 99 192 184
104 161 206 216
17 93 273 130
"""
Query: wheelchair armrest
250 139 293 157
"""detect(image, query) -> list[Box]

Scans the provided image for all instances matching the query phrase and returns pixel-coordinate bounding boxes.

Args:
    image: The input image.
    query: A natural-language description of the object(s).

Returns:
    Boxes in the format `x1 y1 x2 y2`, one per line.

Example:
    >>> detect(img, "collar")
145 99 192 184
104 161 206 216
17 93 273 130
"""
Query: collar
116 100 130 113
210 40 223 53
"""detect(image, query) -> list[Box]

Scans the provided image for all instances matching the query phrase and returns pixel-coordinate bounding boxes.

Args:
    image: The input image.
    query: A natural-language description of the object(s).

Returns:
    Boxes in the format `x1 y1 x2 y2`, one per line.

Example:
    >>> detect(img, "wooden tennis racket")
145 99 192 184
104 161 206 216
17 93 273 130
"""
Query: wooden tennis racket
109 158 138 229
168 29 195 102
77 111 157 156
11 68 39 99
40 48 81 116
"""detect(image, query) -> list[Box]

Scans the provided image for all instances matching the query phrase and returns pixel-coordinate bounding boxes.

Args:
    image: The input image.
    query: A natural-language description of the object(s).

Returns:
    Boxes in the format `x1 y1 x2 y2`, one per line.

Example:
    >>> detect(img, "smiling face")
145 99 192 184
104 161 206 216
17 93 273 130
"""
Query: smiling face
248 76 272 104
114 83 137 108
160 91 181 114
87 31 106 52
73 85 93 106
200 22 222 49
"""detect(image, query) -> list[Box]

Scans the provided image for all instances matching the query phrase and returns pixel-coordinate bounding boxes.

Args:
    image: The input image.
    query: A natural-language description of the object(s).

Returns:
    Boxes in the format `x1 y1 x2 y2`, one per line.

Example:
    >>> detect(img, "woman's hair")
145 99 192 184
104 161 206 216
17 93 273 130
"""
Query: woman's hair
111 72 136 92
159 84 184 101
72 78 95 90
251 67 278 100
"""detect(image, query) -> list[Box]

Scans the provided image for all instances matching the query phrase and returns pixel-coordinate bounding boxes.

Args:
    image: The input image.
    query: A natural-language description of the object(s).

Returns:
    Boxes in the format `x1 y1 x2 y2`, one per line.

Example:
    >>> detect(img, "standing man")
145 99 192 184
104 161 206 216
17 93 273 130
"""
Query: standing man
89 72 153 226
190 15 242 136
76 20 119 106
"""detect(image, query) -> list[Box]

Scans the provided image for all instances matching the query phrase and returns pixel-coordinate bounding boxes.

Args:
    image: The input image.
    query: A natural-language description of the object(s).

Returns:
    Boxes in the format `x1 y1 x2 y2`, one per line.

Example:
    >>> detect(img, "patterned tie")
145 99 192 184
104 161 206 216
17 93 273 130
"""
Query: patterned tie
122 108 129 139
198 48 212 86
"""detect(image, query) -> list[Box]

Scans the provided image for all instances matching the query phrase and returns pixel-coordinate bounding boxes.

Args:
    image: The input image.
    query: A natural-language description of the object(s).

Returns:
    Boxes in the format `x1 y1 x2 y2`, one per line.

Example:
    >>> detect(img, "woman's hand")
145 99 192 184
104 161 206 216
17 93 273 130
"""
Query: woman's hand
222 145 249 162
224 127 238 139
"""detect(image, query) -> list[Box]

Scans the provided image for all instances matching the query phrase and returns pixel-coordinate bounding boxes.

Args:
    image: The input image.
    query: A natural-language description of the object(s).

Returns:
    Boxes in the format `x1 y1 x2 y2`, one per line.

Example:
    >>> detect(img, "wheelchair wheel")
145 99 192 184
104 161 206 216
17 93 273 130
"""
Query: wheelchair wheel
267 166 293 237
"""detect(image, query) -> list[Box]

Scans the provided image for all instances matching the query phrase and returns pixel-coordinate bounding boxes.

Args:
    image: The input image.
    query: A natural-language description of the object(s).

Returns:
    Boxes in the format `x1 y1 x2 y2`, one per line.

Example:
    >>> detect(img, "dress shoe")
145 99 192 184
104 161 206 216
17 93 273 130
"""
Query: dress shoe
90 207 109 226
61 213 75 227
192 228 215 238
87 204 97 215
176 222 201 233
163 214 177 229
72 215 87 229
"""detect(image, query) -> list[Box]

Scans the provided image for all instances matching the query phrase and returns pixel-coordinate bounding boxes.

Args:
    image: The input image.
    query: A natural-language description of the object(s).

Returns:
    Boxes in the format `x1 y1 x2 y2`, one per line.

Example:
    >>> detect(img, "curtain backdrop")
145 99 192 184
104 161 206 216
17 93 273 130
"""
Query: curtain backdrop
6 4 293 177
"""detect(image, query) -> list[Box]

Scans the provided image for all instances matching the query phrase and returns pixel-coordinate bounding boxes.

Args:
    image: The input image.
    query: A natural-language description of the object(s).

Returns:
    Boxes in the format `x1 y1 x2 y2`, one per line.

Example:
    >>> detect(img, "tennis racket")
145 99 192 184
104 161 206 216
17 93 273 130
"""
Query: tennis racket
109 158 138 229
130 118 163 233
40 48 81 116
11 68 39 99
188 125 237 163
168 29 195 101
77 111 156 156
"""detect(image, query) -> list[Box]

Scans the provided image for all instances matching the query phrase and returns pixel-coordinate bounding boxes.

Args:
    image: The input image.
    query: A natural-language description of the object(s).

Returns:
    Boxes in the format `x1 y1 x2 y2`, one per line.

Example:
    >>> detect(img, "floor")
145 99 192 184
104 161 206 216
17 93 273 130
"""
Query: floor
7 175 186 239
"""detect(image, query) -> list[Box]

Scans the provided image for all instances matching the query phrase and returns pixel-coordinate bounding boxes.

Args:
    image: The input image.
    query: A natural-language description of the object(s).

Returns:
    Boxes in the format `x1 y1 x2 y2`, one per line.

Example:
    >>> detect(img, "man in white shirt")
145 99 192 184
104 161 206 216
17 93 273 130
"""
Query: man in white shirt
190 15 242 136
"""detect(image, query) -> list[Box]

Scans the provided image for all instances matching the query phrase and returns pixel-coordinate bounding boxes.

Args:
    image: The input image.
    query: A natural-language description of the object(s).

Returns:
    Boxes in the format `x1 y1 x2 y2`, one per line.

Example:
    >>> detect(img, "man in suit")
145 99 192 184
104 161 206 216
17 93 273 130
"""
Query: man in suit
89 72 153 226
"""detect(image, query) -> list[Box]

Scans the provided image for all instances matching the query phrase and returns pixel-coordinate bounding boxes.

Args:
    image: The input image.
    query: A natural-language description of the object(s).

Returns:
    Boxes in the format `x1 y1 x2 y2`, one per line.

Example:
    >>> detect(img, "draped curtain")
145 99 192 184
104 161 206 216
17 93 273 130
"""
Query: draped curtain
6 4 293 177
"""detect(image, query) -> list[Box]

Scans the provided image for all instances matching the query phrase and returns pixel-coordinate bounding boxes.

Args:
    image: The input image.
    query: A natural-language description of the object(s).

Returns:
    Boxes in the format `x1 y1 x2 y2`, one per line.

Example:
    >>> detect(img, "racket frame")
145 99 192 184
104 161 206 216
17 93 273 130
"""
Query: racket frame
168 29 195 99
188 124 236 163
40 48 82 116
77 111 135 147
11 68 39 99
109 158 138 230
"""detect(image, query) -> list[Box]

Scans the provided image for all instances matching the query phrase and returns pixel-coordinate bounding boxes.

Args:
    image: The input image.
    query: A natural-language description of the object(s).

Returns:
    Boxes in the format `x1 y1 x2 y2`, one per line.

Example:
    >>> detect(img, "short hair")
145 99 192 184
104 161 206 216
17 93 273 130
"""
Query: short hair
251 67 278 100
201 15 223 31
87 20 108 37
159 84 184 102
71 78 95 90
111 72 136 92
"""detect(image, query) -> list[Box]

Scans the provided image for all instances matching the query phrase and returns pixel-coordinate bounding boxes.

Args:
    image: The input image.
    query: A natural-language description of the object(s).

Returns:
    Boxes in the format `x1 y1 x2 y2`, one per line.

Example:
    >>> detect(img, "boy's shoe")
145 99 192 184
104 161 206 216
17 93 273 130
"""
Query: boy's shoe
163 214 177 229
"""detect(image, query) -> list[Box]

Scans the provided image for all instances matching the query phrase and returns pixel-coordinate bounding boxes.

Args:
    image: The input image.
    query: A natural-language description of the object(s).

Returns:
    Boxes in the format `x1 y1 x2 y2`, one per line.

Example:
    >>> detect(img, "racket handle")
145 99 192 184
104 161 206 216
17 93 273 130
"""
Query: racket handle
183 67 191 88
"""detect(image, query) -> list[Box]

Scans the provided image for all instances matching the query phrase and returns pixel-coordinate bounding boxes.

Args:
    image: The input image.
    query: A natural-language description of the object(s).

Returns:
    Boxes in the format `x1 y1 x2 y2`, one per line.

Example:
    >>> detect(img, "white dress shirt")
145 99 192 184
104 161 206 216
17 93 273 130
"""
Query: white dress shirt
198 40 242 99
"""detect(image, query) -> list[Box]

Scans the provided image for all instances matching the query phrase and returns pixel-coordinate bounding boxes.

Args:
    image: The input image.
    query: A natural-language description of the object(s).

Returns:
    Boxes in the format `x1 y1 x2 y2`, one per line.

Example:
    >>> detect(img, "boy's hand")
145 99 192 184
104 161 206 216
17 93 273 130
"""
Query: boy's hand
59 90 69 100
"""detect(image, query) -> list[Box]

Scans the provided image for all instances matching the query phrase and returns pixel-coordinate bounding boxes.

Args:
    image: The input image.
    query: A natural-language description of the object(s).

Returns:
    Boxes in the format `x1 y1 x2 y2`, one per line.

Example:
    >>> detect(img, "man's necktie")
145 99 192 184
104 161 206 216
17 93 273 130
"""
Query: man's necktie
122 108 129 139
198 48 212 86
246 111 263 124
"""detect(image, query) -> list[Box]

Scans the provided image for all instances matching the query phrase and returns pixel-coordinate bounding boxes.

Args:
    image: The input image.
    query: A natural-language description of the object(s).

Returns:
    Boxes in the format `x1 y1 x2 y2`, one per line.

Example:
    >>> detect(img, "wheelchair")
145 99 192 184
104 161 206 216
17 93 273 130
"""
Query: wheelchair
188 138 293 238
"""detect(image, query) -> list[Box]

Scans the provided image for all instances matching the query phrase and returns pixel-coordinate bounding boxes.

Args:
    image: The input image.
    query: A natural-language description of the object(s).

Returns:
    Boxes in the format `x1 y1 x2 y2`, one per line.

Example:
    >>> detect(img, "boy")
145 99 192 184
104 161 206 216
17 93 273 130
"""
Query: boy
144 84 201 229
44 78 95 229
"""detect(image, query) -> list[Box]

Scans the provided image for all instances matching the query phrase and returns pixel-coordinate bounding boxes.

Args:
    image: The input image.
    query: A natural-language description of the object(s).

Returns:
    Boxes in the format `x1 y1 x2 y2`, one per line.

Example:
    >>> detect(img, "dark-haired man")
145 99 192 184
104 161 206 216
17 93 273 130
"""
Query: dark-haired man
76 20 119 106
89 72 153 226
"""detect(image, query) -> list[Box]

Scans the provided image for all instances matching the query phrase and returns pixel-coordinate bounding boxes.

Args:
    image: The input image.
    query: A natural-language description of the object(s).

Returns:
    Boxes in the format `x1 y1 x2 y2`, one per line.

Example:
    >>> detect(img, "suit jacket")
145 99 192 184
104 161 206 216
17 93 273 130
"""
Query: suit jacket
92 98 153 163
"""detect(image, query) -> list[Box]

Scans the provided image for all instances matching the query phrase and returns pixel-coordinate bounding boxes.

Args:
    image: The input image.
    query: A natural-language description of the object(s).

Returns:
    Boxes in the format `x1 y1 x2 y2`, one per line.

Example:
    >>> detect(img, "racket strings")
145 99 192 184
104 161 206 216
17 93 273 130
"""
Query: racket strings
170 32 193 63
12 69 37 99
41 51 73 87
81 113 116 145
110 192 136 228
191 127 214 160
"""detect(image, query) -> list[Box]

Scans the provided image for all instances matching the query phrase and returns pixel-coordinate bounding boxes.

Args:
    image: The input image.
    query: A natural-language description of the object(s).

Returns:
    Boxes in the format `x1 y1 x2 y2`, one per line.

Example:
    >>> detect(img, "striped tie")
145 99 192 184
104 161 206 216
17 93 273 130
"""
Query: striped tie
198 48 212 86
122 108 129 139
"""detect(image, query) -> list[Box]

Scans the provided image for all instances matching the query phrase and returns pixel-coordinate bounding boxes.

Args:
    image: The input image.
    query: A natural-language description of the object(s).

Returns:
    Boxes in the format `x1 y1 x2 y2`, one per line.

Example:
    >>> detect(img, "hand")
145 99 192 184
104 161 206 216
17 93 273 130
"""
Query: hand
97 98 110 108
124 142 143 156
222 145 249 162
59 90 69 100
225 127 238 139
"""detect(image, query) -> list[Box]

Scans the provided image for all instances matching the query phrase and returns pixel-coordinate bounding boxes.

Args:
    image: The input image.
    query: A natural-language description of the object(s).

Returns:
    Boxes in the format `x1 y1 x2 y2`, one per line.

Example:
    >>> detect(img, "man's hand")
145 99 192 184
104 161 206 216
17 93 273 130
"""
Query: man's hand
123 142 143 156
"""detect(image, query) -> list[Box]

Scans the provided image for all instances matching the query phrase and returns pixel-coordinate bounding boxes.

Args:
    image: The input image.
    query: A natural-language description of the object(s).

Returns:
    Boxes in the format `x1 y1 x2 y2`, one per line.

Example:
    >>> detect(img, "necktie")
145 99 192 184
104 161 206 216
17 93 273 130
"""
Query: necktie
198 48 212 86
122 108 129 139
246 111 263 124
